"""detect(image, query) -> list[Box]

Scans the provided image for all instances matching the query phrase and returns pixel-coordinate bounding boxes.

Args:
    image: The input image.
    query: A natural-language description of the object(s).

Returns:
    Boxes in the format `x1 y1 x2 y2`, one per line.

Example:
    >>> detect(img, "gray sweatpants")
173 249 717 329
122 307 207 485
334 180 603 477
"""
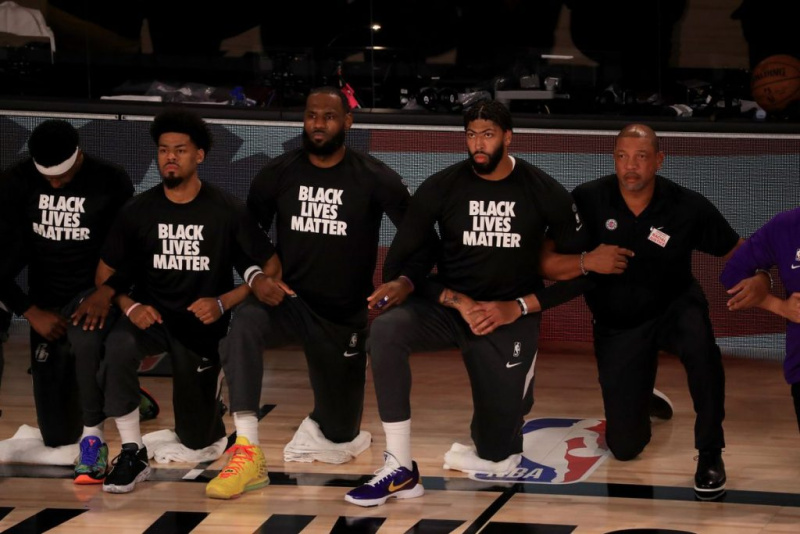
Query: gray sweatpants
219 294 367 444
369 295 540 462
103 314 226 450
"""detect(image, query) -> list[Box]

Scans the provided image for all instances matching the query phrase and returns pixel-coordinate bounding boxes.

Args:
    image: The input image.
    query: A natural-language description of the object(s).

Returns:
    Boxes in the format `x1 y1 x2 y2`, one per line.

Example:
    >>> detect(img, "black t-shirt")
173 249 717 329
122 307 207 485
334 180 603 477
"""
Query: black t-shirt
572 174 740 328
385 158 582 302
0 154 133 313
102 181 274 329
247 147 410 326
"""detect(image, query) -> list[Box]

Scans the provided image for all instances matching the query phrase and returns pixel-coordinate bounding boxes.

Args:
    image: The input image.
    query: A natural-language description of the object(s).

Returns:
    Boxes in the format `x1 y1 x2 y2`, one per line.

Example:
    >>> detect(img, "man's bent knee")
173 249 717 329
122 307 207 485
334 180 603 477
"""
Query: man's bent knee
607 436 648 461
104 327 141 369
368 308 413 355
229 298 269 331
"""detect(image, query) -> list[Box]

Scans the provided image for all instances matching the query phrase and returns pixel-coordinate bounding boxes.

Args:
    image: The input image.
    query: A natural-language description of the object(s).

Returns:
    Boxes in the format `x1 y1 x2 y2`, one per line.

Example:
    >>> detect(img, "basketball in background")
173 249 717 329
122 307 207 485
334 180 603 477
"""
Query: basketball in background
750 54 800 112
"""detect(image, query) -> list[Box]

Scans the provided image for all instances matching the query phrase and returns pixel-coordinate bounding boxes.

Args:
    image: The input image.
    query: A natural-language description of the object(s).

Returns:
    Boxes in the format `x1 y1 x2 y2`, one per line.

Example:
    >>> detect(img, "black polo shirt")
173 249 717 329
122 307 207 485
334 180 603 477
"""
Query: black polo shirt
572 174 739 329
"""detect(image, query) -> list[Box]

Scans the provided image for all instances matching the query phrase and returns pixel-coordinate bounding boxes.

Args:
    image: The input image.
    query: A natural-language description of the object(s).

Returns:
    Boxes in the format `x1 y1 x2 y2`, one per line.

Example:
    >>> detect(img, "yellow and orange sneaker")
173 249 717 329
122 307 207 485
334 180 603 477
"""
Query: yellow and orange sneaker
205 436 269 499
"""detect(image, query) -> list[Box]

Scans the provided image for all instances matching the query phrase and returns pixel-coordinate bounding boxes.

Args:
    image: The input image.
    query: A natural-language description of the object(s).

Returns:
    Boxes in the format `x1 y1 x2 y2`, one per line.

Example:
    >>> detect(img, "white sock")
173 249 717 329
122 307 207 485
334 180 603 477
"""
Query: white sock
233 411 260 445
81 422 105 443
383 420 412 469
114 408 143 449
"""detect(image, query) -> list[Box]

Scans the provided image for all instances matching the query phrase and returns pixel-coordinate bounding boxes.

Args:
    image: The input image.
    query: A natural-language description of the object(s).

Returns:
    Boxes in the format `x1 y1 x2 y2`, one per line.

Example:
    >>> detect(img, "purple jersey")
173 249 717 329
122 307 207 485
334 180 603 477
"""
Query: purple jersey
720 207 800 384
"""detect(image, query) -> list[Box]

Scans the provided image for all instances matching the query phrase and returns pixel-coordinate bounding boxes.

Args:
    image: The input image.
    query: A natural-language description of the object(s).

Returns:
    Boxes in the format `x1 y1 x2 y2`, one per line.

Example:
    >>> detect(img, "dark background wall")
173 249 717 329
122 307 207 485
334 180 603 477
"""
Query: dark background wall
3 0 798 117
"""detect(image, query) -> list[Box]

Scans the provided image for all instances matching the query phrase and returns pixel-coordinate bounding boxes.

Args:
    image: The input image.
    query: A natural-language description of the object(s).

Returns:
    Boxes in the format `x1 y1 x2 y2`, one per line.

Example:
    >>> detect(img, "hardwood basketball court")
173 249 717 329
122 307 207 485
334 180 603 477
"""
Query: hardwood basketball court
1 331 799 533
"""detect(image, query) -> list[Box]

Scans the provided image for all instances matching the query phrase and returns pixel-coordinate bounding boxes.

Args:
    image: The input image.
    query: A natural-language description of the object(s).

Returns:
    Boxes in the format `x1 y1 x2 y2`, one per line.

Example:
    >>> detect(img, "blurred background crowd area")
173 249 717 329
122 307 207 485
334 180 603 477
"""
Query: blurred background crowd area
1 0 798 119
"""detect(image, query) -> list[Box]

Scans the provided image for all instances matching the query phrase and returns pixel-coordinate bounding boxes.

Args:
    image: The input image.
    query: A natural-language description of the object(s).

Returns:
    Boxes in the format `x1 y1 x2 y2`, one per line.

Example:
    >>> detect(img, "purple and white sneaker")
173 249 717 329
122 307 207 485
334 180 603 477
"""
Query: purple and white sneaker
345 451 424 507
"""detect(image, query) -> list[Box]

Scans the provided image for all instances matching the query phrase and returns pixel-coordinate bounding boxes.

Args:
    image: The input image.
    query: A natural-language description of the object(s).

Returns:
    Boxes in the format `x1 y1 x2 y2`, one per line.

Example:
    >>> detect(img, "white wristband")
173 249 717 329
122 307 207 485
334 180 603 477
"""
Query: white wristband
244 266 264 287
125 302 141 317
516 297 528 316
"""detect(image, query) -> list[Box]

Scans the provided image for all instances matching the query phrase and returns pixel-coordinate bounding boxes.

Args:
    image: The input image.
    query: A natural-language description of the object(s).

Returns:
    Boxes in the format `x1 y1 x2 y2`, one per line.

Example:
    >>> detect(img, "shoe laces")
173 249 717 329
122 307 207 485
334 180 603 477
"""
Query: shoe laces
366 457 402 486
219 444 257 478
110 447 141 476
80 439 101 465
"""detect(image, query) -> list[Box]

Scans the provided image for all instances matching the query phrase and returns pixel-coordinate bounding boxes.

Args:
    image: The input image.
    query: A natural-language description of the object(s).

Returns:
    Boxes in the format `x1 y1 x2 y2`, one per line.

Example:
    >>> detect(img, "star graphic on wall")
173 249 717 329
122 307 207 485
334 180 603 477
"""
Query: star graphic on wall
136 160 163 194
11 117 92 154
222 124 302 162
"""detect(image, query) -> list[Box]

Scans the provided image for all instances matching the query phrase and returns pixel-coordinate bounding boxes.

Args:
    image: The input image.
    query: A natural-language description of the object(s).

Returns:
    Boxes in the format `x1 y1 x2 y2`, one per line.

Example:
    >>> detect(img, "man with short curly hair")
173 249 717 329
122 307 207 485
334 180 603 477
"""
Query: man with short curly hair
97 109 274 494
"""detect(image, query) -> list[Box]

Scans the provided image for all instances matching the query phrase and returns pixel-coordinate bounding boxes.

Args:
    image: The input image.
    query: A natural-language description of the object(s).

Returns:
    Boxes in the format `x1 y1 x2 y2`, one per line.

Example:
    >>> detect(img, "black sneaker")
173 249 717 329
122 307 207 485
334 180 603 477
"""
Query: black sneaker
649 388 674 421
103 443 151 494
694 450 726 499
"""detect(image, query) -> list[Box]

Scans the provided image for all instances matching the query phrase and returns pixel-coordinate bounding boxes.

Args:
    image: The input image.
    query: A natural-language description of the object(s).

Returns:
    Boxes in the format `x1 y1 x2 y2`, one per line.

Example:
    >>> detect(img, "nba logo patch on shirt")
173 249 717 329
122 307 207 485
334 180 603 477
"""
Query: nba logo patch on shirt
795 248 800 262
572 204 582 229
349 333 358 348
34 343 49 362
513 342 521 358
605 219 618 231
648 227 670 247
470 417 609 484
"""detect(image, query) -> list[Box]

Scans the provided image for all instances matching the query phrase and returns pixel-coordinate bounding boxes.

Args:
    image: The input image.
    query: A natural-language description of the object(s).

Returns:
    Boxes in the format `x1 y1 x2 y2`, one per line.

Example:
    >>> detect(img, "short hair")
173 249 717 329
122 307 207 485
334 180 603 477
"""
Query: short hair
308 86 351 113
150 109 213 153
463 100 513 132
28 120 79 167
616 123 660 152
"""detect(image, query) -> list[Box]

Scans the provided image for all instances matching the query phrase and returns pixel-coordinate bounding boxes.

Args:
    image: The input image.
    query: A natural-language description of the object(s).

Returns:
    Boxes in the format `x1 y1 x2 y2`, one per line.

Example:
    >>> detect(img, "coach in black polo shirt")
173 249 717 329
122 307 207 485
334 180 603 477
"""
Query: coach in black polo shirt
570 124 746 498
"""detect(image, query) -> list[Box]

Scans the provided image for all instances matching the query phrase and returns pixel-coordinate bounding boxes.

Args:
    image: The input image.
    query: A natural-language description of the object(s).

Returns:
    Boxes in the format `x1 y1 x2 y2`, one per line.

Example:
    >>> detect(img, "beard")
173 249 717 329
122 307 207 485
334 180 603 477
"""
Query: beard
469 145 504 175
302 128 346 156
162 174 183 189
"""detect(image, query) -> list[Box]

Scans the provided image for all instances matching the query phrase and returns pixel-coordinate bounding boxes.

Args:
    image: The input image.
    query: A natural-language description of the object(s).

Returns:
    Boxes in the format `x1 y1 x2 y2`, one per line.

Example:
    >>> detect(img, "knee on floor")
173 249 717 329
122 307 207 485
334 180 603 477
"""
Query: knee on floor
609 441 646 462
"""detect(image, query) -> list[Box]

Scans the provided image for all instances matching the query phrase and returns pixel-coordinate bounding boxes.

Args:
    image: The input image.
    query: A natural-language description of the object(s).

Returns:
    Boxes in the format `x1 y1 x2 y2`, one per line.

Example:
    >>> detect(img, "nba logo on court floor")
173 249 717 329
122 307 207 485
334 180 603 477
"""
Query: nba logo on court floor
471 417 609 484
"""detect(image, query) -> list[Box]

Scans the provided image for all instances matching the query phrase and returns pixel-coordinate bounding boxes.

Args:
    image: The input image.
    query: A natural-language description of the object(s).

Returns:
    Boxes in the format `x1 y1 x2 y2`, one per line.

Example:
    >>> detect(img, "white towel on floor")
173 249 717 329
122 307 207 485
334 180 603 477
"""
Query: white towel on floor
283 417 371 464
443 442 521 475
0 425 78 465
142 429 227 464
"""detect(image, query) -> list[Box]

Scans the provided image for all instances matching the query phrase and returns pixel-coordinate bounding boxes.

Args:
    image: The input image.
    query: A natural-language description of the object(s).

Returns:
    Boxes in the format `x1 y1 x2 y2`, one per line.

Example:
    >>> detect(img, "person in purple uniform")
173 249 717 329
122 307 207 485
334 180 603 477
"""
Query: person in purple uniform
721 208 800 431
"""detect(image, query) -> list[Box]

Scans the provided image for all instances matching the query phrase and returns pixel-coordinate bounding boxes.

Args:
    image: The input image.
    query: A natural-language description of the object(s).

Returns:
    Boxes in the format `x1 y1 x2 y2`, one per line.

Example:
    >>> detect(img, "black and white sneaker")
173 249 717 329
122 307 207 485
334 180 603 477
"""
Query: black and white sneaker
103 443 151 494
649 388 674 421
